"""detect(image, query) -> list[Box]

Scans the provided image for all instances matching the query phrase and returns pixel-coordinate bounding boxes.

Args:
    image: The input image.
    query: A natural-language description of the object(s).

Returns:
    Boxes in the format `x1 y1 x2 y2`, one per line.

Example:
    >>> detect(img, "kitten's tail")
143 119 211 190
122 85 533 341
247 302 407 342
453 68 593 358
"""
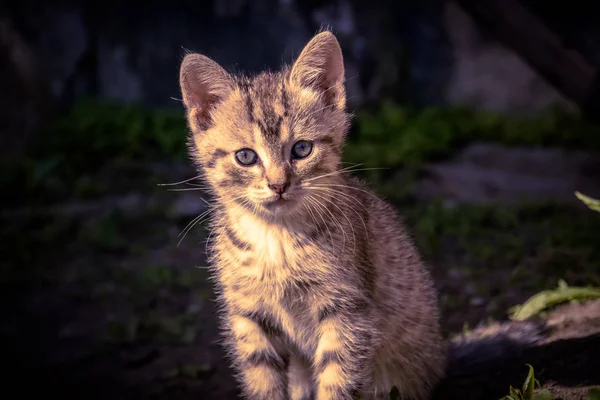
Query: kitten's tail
446 320 547 377
433 316 600 399
432 320 548 399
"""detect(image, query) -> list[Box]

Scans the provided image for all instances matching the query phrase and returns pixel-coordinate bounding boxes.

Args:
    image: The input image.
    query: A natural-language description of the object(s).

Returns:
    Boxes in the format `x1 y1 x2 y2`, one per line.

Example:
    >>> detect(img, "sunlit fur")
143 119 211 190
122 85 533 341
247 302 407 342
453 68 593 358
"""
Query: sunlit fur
179 31 447 400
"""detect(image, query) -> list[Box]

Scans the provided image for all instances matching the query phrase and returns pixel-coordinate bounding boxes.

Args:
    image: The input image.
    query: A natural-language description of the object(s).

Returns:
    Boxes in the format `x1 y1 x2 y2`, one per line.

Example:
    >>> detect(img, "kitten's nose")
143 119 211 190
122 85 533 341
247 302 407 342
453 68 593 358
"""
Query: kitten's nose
268 182 289 195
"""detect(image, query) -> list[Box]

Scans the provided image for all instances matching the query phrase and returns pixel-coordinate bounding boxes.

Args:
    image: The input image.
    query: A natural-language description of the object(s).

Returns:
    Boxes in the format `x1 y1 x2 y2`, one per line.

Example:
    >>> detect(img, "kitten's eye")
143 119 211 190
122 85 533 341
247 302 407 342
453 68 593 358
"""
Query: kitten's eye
291 140 313 159
235 148 258 166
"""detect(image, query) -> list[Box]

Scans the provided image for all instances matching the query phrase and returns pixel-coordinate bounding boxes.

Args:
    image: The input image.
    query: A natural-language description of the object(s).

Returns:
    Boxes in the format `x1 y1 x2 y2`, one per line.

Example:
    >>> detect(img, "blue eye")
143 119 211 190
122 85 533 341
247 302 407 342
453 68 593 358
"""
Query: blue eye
235 148 258 166
291 140 313 159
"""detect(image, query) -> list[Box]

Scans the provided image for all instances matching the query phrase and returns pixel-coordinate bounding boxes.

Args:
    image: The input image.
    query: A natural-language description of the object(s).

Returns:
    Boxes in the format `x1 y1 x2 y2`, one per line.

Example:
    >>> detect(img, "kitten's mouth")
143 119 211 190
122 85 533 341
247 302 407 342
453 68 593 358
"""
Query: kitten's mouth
264 197 288 207
263 195 295 211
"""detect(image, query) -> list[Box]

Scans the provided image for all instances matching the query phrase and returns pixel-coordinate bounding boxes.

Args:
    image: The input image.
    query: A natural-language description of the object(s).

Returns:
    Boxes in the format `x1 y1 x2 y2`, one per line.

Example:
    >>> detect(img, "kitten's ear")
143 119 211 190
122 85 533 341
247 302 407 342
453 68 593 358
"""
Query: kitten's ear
179 53 234 129
289 31 346 110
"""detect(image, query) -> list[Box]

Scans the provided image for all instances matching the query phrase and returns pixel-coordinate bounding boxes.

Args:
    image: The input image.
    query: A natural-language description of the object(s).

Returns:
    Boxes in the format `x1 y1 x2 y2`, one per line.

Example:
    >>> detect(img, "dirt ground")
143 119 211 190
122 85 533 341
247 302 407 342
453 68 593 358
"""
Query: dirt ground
1 162 599 400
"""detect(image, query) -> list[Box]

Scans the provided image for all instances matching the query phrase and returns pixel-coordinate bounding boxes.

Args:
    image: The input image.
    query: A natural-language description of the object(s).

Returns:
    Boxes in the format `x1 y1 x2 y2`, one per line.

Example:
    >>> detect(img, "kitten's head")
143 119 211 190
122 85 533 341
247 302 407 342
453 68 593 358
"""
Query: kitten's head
179 31 350 220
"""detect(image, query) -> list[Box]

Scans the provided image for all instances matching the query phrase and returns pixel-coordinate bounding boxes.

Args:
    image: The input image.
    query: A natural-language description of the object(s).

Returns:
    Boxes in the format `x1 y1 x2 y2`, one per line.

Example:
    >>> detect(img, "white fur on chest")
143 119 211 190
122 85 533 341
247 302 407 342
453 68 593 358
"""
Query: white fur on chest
236 214 300 280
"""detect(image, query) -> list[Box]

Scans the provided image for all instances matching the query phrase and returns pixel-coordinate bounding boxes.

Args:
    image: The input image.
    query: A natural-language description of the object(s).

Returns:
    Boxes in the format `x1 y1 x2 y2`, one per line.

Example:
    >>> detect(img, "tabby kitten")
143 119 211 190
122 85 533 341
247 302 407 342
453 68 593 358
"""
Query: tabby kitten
179 31 447 400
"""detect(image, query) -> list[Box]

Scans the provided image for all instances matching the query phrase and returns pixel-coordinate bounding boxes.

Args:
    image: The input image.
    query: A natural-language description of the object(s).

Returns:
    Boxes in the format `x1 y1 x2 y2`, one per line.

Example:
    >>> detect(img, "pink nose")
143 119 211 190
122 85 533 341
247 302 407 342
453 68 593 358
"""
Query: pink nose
269 182 289 195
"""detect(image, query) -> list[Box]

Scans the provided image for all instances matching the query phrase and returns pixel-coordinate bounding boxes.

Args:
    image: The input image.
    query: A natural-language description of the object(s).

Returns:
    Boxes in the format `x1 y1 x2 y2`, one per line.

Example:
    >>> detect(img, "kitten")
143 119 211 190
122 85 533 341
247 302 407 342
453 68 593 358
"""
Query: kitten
178 31 447 400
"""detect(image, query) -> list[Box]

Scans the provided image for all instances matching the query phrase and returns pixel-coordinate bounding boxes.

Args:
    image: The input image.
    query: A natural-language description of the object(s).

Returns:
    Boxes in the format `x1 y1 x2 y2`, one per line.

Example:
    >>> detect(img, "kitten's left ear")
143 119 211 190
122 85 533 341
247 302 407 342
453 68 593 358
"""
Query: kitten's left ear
289 31 346 110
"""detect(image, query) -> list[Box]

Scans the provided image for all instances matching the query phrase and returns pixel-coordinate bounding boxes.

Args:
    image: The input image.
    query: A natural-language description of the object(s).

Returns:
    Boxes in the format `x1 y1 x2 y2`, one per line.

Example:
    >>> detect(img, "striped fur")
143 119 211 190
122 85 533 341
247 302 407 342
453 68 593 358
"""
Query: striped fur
179 31 447 400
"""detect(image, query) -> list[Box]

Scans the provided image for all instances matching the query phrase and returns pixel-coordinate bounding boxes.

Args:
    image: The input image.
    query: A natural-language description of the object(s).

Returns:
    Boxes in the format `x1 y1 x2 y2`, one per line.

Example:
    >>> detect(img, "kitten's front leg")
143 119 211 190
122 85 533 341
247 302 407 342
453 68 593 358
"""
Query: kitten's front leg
225 310 289 400
313 298 375 400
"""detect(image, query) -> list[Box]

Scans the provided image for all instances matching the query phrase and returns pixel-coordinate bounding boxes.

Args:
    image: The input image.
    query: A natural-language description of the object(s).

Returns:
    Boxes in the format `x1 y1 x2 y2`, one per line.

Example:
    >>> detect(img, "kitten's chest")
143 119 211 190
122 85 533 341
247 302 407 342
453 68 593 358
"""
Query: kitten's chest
229 219 328 283
216 220 329 349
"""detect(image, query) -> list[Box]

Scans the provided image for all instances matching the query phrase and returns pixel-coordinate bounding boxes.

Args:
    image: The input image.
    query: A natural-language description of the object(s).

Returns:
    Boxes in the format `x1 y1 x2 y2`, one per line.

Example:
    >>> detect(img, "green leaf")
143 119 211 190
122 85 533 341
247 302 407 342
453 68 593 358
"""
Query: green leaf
510 282 600 321
575 191 600 213
522 364 536 399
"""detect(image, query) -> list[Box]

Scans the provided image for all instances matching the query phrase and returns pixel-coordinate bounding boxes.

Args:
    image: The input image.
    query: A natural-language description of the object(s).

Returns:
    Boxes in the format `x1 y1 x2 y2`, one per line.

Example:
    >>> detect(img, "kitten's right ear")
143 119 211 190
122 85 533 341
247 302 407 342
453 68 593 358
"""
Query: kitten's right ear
289 31 345 110
179 53 234 129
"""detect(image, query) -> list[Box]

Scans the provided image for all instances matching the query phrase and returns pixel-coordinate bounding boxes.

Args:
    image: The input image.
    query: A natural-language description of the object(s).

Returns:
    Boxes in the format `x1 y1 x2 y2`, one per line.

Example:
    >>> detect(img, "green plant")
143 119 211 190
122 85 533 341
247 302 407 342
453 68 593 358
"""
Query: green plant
502 364 552 400
509 279 600 321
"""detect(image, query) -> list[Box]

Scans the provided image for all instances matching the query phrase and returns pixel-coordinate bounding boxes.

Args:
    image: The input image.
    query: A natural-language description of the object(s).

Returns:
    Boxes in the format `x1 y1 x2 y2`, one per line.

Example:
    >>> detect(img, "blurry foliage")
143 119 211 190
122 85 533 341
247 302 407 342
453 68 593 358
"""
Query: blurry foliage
402 200 600 274
345 101 600 172
1 98 188 207
48 98 187 162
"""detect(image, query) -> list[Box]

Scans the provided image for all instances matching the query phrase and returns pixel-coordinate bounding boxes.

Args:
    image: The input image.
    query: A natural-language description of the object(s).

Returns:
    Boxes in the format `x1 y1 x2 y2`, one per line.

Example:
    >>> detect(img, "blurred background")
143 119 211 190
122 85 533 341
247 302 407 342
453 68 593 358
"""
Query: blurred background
1 0 600 398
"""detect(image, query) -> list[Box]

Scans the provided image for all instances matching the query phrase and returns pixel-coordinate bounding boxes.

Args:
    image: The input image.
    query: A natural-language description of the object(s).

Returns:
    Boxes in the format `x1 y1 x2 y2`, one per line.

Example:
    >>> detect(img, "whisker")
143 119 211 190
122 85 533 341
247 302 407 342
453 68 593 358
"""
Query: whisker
158 175 203 186
307 186 369 241
310 191 355 254
177 211 212 247
303 164 364 183
177 204 220 246
304 166 388 183
199 197 212 206
305 196 335 251
302 201 320 238
312 183 382 202
177 194 246 247
178 209 211 239
185 182 208 188
167 187 209 192
307 193 347 252
308 186 369 213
